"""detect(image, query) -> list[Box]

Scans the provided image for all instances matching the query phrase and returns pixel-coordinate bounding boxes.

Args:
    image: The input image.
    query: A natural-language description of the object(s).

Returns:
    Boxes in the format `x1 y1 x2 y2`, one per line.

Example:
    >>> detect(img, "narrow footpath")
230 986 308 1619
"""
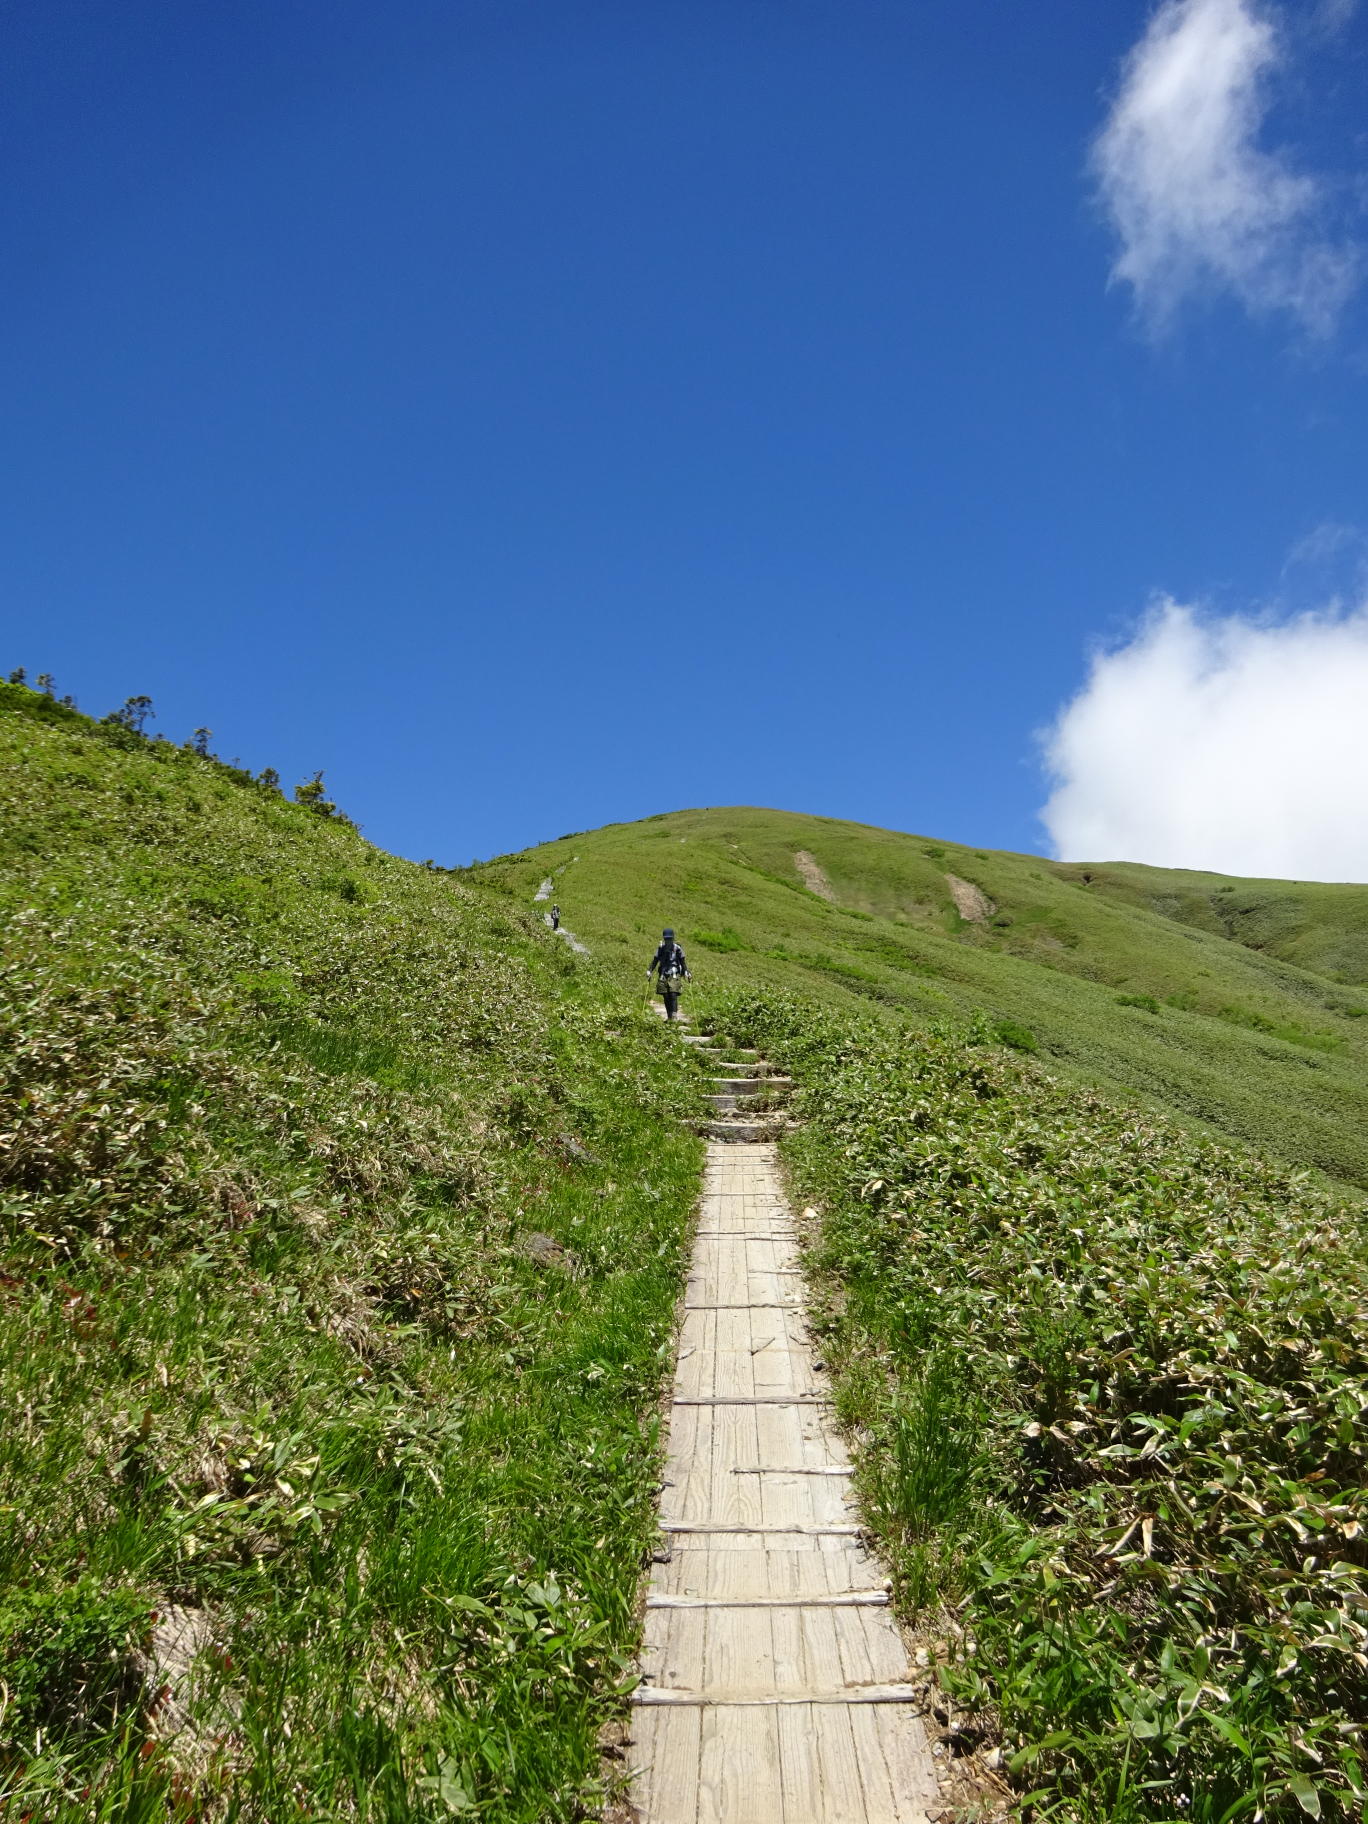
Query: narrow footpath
629 1028 940 1822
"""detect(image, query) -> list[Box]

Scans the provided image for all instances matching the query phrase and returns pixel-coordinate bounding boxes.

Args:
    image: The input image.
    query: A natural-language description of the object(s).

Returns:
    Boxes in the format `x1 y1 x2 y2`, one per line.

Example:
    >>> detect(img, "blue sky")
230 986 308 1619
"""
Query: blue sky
5 1 1368 873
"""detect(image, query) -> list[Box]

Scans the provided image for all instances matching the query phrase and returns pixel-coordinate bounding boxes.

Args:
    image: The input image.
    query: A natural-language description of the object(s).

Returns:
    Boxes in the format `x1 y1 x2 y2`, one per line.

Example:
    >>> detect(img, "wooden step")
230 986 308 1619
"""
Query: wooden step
708 1092 791 1113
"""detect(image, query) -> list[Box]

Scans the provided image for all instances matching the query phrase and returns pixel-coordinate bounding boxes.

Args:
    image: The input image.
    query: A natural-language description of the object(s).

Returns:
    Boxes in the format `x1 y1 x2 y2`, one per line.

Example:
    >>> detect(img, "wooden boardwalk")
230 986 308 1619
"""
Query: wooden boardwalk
630 1139 941 1822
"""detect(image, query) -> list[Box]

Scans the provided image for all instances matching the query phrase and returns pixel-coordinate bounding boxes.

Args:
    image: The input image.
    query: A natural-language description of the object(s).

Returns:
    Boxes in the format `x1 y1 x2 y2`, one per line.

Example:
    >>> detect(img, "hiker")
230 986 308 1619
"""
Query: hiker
550 904 560 931
648 927 690 1021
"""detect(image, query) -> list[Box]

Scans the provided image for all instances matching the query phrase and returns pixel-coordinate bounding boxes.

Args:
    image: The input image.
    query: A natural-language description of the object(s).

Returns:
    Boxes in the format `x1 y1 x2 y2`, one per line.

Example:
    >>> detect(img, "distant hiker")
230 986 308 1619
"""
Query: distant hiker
648 928 690 1021
550 904 560 931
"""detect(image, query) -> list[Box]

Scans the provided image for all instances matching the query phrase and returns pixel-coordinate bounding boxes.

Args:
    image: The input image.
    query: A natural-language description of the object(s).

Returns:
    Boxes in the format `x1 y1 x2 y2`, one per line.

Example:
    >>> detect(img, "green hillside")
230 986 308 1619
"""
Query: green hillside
1078 860 1368 987
477 810 1368 1818
7 695 1368 1824
0 682 703 1820
473 805 1368 1189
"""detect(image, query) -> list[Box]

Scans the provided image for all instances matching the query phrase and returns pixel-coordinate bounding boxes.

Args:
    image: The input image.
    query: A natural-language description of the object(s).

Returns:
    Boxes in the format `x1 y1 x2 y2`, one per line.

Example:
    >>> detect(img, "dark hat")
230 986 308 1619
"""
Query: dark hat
663 928 674 937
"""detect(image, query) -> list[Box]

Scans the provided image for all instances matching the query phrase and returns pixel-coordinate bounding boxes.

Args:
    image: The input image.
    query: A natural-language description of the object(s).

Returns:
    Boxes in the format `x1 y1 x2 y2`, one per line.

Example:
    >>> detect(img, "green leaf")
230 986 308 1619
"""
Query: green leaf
1205 1712 1253 1756
1286 1774 1321 1818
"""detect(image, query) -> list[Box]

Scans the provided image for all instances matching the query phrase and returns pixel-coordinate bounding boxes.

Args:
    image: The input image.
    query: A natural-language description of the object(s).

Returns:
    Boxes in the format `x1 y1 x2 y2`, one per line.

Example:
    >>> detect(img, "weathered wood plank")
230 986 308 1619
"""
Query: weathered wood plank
846 1704 936 1822
699 1705 782 1824
632 1708 701 1824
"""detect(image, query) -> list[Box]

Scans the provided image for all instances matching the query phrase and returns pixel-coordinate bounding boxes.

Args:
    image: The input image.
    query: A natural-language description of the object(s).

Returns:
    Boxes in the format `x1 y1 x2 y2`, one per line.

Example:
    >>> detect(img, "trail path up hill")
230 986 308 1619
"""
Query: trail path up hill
629 1027 940 1821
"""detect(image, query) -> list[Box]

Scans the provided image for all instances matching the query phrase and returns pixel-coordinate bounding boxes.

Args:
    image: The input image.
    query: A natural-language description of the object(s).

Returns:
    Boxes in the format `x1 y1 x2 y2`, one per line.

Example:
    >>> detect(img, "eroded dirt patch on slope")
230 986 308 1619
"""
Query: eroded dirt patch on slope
794 849 836 901
946 873 995 923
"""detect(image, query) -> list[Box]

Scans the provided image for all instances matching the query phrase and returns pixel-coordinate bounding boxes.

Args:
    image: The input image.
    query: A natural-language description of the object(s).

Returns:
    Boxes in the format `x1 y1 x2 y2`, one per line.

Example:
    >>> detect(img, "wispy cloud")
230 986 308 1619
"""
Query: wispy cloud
1280 521 1368 605
1040 599 1368 879
1092 0 1356 332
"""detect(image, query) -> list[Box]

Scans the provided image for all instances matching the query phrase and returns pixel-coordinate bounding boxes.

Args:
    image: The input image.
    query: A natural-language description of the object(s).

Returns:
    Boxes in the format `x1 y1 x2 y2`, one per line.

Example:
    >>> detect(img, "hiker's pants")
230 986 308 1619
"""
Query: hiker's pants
663 989 679 1020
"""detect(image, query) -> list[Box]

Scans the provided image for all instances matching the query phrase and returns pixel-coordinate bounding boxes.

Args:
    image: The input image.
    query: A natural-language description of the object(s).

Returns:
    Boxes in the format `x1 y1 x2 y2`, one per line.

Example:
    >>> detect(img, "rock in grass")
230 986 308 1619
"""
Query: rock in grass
521 1231 581 1274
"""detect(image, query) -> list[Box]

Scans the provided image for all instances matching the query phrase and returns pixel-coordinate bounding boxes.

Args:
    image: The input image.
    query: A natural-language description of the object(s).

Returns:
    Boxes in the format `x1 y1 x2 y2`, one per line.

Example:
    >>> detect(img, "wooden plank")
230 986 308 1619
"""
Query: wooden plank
631 1708 702 1824
711 1347 753 1401
808 1705 871 1818
705 1605 775 1696
858 1605 915 1684
763 1470 852 1529
797 1603 847 1696
846 1704 915 1823
769 1601 804 1689
658 1544 768 1600
756 1470 815 1531
763 1546 858 1599
699 1704 782 1824
863 1707 942 1811
683 1303 802 1311
837 1604 888 1691
651 1606 706 1694
730 1465 852 1476
777 1703 825 1823
708 1407 758 1529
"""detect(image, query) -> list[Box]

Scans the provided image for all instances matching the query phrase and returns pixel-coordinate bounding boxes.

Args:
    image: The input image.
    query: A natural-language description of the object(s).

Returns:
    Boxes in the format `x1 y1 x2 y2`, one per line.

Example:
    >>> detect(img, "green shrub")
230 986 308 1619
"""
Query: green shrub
993 1018 1037 1051
692 927 745 952
0 1578 150 1748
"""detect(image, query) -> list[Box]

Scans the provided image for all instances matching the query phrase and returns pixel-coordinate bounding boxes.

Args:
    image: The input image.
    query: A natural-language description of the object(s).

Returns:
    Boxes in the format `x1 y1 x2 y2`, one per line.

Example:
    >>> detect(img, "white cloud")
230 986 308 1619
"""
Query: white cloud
1282 520 1368 588
1092 0 1356 331
1040 600 1368 879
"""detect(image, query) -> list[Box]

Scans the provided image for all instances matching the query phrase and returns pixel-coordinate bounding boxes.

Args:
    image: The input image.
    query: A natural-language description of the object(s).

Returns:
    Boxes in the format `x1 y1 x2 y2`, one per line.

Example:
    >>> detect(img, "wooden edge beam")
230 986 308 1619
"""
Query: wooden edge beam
645 1592 889 1609
632 1685 917 1707
729 1465 853 1475
669 1396 823 1406
682 1303 801 1311
659 1522 862 1535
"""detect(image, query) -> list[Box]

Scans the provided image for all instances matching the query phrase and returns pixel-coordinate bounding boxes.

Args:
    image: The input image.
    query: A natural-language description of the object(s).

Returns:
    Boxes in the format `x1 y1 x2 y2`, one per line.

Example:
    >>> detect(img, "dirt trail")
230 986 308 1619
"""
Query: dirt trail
529 882 589 953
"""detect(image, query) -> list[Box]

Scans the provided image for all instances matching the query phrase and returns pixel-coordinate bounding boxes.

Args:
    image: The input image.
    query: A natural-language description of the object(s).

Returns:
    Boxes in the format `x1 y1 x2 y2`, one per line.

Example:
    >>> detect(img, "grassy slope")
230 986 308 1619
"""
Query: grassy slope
0 685 703 1821
1078 861 1368 987
471 806 1368 1189
711 988 1368 1822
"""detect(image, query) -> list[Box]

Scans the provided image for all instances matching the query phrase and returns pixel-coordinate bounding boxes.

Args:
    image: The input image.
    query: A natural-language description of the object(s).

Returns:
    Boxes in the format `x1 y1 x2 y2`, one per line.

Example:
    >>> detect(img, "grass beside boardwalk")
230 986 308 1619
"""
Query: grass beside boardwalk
709 987 1368 1822
0 682 703 1820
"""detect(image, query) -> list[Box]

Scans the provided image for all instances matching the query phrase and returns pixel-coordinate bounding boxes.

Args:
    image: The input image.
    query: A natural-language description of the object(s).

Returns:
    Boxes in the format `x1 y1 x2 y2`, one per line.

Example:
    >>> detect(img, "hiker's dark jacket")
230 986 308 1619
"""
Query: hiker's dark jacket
650 941 688 981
